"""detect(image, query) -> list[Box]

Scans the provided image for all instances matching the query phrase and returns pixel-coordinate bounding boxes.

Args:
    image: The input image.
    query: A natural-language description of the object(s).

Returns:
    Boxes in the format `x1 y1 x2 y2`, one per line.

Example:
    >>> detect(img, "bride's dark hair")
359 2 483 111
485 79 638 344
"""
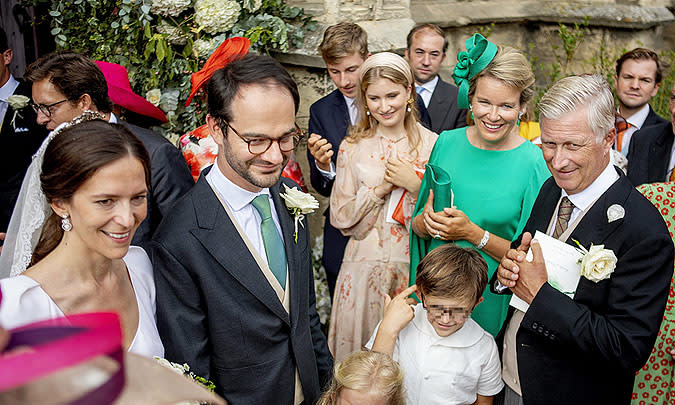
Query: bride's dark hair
31 120 151 265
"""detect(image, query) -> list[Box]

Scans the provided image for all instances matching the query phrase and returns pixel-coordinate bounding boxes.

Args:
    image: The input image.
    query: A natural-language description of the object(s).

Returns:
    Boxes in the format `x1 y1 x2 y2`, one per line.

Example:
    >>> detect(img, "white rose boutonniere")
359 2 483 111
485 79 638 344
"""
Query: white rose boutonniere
7 94 30 129
280 184 319 243
573 240 617 283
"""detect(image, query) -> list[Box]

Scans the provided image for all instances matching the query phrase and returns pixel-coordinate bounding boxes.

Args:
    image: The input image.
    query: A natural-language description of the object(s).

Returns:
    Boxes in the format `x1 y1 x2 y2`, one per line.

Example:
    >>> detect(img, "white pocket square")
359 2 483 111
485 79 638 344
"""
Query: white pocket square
14 127 29 133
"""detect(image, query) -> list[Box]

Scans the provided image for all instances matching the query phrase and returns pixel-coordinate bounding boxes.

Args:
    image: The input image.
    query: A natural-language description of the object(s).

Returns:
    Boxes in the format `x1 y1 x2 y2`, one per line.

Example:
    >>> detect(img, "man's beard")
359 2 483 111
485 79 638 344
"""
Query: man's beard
223 141 288 189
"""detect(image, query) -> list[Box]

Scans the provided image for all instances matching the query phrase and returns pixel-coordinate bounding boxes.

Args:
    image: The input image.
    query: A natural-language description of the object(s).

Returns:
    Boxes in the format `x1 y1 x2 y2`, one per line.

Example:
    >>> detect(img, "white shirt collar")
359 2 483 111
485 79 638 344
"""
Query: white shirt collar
411 303 483 347
623 103 650 129
343 94 355 109
417 75 439 94
562 161 619 212
0 74 19 101
108 112 118 124
206 162 270 212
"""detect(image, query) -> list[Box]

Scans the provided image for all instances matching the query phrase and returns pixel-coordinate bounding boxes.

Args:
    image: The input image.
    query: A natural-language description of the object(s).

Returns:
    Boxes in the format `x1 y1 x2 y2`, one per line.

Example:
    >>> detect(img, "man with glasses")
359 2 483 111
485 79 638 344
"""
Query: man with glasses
23 51 193 246
152 54 333 404
0 28 47 234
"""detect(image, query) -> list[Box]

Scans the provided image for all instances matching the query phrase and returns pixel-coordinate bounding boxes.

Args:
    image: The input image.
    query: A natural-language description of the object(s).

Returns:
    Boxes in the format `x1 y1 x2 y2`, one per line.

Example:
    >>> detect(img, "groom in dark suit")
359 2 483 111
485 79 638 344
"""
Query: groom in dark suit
152 54 333 404
496 74 673 405
0 28 47 232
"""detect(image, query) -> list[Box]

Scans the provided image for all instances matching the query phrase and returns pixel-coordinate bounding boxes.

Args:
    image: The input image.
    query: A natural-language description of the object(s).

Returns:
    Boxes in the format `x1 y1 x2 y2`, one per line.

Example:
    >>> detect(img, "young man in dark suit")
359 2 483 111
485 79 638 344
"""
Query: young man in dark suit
24 52 193 246
495 74 673 405
153 54 332 403
613 48 667 156
308 22 432 297
627 81 675 185
0 28 47 232
405 23 467 134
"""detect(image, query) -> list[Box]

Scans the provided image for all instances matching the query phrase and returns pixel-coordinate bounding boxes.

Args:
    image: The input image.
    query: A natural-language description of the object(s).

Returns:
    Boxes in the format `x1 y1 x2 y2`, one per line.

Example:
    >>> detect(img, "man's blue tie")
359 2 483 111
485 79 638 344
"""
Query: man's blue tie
251 195 287 289
416 86 425 96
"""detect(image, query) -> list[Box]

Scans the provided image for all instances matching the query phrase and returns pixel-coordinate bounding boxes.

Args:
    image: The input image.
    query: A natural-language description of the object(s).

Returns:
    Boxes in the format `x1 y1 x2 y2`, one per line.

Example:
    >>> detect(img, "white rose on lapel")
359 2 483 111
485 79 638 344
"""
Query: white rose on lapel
7 95 30 130
574 240 617 283
280 184 319 243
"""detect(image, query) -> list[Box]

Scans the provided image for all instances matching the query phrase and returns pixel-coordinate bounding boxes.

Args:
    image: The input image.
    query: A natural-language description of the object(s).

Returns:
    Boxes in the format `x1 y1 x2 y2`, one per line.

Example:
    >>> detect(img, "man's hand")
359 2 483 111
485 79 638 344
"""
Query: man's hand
498 234 548 304
371 285 417 356
384 156 421 194
307 133 333 172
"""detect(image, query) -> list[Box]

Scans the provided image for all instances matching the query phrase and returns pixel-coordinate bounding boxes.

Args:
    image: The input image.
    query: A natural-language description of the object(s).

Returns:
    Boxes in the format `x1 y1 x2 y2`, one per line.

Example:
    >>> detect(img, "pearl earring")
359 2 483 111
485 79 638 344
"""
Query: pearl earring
61 214 72 232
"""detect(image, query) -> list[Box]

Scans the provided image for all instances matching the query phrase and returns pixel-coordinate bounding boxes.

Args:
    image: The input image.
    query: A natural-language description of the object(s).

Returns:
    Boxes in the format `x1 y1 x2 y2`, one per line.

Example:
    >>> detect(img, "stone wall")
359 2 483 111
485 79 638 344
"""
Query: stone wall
279 0 675 241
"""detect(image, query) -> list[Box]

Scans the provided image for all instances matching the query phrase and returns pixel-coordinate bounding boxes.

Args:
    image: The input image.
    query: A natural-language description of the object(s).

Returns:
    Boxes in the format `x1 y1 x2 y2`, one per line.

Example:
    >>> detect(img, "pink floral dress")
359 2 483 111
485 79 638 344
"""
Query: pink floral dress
327 123 437 361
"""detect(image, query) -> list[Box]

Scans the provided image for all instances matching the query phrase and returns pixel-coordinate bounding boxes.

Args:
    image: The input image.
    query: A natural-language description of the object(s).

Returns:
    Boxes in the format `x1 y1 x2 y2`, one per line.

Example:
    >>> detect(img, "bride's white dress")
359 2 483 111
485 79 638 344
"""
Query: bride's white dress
0 246 164 358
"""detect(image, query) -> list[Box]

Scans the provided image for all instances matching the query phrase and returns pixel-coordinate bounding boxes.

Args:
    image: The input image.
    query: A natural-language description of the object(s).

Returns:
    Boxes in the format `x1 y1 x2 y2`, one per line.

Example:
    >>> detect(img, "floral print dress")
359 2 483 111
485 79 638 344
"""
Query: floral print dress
327 123 437 361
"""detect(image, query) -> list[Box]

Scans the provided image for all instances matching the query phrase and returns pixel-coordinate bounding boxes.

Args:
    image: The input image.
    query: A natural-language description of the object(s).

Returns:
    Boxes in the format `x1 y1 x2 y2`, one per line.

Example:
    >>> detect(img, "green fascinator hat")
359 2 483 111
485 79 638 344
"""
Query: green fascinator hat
452 33 498 109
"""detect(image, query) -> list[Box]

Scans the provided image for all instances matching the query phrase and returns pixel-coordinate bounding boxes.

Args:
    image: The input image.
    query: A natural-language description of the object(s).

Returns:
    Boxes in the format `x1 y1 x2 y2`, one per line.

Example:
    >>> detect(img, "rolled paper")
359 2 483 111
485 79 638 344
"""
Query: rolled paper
426 164 452 212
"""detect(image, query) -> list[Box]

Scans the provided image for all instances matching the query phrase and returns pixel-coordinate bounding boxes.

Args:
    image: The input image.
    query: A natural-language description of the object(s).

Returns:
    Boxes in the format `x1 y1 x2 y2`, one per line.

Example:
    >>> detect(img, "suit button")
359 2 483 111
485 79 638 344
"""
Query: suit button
532 322 539 329
543 330 549 337
550 334 556 340
537 326 544 333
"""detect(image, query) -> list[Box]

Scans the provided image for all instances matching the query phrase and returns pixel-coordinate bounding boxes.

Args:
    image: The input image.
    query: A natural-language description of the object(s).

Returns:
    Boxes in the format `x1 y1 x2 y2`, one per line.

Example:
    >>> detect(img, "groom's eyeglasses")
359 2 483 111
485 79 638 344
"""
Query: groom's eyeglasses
30 99 72 117
218 118 303 155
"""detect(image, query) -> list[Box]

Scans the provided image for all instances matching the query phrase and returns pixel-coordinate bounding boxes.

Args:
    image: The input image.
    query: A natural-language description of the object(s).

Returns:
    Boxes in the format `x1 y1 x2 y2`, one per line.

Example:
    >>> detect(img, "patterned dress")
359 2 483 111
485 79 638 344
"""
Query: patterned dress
633 182 675 405
327 123 438 362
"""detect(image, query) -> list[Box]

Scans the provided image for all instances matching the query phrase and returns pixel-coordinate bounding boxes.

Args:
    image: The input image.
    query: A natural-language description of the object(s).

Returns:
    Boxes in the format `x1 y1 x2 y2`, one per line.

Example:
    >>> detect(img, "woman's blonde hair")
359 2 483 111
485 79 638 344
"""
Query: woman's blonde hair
467 45 535 121
317 351 406 405
347 52 421 154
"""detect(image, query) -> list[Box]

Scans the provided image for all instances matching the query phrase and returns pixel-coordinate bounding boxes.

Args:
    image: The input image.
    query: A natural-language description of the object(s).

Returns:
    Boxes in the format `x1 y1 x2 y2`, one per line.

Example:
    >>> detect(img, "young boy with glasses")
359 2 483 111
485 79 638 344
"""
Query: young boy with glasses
367 244 503 404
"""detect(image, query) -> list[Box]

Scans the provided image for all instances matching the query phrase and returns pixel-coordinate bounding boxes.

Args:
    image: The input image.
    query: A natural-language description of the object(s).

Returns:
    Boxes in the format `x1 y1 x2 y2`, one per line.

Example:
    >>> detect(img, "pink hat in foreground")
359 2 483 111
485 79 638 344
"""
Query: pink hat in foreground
95 61 168 123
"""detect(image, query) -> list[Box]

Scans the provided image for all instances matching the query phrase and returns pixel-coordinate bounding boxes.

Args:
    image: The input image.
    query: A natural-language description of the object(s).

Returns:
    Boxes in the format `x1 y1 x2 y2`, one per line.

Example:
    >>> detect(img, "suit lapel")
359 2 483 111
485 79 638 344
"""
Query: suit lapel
191 174 291 325
270 180 302 329
333 90 350 136
427 78 450 125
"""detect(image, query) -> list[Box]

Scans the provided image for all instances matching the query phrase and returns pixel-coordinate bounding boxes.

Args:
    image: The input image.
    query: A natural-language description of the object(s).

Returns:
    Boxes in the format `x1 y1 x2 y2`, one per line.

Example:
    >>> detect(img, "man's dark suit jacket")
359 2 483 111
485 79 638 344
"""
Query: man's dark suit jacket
307 89 432 295
0 80 48 231
151 169 333 404
120 121 193 246
627 121 673 186
624 105 667 158
495 170 673 405
426 76 467 134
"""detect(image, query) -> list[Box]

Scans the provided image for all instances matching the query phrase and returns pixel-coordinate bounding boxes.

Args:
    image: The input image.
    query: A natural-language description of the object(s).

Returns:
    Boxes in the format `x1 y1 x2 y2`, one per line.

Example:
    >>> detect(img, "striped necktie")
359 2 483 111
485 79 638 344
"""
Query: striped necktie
553 197 575 239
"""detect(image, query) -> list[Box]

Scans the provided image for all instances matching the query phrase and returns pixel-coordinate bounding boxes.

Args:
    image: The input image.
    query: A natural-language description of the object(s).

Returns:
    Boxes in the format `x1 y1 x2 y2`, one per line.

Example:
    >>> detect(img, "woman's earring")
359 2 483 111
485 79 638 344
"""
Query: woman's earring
61 214 72 232
517 111 523 126
406 98 413 113
469 105 473 121
366 109 370 116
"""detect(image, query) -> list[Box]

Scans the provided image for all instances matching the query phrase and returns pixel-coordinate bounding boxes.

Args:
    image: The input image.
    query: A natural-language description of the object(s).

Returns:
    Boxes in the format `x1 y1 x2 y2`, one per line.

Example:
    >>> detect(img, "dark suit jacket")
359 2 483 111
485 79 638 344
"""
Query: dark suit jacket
495 170 673 405
120 121 193 246
151 169 333 404
0 80 48 231
624 105 667 158
427 76 467 134
627 121 673 186
307 89 431 292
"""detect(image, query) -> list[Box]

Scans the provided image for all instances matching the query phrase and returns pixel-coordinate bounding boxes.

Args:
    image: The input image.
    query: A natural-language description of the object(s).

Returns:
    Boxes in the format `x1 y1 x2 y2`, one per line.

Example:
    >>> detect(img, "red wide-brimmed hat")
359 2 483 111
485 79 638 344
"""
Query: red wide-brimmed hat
95 61 168 123
185 36 250 106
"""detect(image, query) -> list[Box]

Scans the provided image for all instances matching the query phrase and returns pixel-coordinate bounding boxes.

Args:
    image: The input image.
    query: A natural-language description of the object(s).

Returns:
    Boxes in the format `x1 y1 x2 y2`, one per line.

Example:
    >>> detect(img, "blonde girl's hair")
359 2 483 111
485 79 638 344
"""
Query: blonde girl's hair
317 351 406 405
347 52 421 155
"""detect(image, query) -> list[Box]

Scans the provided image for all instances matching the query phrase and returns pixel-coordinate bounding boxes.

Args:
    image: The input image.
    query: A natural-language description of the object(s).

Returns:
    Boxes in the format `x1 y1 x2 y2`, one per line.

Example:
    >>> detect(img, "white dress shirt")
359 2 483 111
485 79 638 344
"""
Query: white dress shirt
366 303 503 404
617 103 650 156
554 162 619 228
206 162 284 259
0 74 20 127
415 75 438 108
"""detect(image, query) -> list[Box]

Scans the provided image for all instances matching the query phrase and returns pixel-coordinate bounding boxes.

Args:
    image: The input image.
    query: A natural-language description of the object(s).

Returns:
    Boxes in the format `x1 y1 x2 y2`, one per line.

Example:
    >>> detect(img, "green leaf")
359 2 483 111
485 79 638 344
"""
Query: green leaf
49 10 61 17
111 21 119 29
156 38 167 62
50 27 62 35
144 39 155 60
143 22 152 39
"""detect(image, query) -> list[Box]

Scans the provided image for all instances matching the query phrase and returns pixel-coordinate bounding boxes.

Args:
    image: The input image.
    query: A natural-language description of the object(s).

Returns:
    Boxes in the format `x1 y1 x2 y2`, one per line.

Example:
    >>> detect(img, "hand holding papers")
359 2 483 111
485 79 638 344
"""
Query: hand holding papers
509 231 583 312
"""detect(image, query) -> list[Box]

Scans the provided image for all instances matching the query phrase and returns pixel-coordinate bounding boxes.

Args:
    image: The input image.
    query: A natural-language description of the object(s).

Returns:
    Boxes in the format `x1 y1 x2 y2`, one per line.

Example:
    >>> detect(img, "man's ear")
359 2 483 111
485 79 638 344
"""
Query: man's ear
404 48 410 62
2 49 13 66
603 126 617 150
441 52 447 64
206 114 225 146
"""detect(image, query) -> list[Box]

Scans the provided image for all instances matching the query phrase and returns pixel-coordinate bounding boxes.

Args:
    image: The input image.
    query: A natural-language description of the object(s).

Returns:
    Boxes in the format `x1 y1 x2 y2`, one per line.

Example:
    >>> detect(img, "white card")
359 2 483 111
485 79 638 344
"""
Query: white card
509 231 583 312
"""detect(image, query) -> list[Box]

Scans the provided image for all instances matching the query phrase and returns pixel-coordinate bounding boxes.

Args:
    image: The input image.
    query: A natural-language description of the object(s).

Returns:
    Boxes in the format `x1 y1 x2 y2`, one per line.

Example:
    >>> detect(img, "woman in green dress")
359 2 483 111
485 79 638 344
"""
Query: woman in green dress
410 34 550 336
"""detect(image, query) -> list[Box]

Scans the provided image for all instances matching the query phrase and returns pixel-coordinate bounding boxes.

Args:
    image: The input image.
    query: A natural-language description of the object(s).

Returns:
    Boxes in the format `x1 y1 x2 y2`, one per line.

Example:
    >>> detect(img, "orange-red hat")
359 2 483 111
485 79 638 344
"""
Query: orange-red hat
185 36 250 106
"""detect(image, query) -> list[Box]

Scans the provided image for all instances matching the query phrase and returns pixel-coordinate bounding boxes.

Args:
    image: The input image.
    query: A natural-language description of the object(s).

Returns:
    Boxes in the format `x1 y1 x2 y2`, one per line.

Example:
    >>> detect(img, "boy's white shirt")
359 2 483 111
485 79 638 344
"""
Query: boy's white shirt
366 303 503 405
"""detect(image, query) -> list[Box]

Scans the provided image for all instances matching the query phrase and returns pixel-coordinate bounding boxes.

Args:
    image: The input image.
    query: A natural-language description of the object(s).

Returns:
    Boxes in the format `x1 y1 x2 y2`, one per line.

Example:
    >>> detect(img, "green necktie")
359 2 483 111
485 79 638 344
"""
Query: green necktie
251 195 287 289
